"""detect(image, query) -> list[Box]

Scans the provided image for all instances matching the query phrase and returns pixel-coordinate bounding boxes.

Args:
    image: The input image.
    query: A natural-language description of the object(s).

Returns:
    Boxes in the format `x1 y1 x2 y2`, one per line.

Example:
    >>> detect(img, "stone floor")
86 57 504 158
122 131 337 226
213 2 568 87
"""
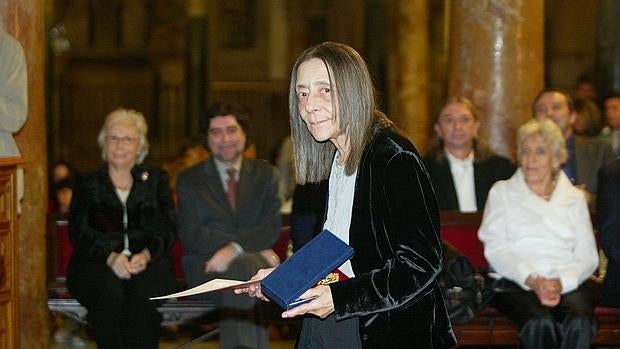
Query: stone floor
48 313 298 349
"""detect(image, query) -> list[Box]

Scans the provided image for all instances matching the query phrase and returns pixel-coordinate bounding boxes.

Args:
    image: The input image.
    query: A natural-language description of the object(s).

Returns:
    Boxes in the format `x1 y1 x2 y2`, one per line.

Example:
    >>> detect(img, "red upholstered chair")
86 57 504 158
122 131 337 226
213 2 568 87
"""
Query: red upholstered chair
439 211 486 270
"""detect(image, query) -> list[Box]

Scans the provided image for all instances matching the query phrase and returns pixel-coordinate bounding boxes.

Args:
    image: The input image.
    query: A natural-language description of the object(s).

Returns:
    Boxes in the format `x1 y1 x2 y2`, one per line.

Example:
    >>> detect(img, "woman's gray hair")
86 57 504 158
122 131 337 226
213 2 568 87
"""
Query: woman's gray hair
517 118 567 167
289 42 376 184
97 108 149 164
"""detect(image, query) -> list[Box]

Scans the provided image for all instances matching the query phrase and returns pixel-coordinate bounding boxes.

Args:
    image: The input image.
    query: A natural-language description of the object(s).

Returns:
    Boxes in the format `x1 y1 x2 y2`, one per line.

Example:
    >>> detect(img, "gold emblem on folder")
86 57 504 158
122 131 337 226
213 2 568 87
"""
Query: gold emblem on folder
317 272 339 285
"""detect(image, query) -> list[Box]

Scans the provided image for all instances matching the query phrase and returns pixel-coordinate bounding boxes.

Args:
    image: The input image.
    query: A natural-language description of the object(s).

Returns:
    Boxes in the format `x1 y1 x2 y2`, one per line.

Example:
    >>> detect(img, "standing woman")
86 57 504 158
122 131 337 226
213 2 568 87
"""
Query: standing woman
67 108 177 348
243 42 455 348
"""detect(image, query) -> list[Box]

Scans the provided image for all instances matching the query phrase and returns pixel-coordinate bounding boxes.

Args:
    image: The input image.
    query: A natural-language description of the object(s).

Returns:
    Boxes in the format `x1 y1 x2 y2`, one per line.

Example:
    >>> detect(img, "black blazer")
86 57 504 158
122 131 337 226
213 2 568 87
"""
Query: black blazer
68 165 176 265
422 154 515 211
597 158 620 307
301 124 456 348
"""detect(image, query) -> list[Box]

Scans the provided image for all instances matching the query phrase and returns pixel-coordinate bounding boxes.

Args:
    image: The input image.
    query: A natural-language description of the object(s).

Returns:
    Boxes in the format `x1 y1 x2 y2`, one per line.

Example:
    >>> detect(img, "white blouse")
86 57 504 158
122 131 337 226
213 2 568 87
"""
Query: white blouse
323 156 357 278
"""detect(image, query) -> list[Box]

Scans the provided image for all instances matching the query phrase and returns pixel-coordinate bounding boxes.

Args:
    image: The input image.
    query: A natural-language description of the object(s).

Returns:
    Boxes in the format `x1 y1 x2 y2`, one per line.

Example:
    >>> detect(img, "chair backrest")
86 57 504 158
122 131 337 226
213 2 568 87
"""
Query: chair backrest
440 211 487 270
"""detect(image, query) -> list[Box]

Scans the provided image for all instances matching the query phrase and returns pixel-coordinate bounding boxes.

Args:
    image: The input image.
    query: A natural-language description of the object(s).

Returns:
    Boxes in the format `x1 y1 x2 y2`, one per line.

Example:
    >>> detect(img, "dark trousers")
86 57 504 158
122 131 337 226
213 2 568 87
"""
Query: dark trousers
491 279 597 349
67 261 177 349
183 252 271 349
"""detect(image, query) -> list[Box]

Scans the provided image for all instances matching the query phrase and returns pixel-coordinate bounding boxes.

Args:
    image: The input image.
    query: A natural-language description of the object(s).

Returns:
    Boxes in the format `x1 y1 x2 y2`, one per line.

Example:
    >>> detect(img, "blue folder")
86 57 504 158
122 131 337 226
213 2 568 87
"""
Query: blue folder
260 229 354 310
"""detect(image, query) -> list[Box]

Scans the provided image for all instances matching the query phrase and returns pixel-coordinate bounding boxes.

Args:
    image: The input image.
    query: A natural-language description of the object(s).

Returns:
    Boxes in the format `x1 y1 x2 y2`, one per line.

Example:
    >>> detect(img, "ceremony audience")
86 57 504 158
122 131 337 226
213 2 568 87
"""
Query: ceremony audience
241 42 456 348
478 118 599 349
67 108 177 349
602 92 620 157
423 97 515 212
533 87 614 207
177 102 281 349
573 97 603 137
597 158 620 308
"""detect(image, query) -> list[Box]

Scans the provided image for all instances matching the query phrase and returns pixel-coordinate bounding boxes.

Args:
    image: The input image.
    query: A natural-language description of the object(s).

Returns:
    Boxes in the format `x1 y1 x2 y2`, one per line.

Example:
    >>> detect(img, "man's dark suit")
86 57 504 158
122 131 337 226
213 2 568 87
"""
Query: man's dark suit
597 158 620 308
177 157 280 349
422 154 515 211
573 135 615 195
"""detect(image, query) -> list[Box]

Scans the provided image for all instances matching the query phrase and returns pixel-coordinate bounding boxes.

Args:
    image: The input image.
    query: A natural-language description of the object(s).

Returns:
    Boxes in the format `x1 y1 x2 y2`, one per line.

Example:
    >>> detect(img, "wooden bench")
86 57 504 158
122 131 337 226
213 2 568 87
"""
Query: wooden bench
440 210 620 347
47 221 293 333
47 277 216 326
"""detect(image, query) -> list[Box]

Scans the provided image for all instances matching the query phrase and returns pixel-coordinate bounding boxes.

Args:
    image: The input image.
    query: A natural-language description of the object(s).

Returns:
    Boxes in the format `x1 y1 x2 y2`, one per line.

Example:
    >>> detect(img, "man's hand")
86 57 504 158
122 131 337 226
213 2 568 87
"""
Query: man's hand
107 252 131 279
575 184 593 205
260 248 281 267
205 243 240 273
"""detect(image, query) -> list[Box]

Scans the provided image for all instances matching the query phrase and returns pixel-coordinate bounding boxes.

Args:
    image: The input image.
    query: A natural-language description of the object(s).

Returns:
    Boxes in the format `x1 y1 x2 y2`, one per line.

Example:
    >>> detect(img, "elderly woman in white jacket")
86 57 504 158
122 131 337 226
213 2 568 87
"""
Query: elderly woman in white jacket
478 118 599 349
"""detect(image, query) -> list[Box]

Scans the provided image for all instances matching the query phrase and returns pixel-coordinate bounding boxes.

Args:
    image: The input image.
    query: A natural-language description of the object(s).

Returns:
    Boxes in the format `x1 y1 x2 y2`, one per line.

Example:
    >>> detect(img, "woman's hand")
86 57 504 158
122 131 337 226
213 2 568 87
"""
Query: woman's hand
234 267 275 302
128 250 150 274
282 285 335 319
526 275 562 307
107 252 131 279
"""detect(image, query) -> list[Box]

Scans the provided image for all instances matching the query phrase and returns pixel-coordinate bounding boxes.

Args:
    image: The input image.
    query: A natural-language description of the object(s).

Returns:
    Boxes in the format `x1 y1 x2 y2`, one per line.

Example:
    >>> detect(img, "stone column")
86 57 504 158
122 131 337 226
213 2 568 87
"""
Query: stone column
389 0 431 153
599 0 620 96
4 0 49 347
448 0 544 159
186 0 208 135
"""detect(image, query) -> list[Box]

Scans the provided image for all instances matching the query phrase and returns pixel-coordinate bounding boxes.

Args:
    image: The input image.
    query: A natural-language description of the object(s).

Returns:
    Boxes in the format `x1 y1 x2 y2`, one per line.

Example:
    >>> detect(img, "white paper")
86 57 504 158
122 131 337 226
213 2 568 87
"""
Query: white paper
150 278 262 300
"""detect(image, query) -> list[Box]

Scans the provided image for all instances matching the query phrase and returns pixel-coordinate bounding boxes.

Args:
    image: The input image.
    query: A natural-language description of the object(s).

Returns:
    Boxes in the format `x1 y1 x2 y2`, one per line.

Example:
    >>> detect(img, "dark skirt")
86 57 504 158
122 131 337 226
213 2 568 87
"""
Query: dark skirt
296 314 362 349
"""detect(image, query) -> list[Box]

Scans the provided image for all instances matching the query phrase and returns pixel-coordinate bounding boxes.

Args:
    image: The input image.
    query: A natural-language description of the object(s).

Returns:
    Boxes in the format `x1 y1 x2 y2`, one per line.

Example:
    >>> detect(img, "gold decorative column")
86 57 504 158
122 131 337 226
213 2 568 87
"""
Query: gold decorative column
4 0 49 347
389 0 431 153
448 0 544 159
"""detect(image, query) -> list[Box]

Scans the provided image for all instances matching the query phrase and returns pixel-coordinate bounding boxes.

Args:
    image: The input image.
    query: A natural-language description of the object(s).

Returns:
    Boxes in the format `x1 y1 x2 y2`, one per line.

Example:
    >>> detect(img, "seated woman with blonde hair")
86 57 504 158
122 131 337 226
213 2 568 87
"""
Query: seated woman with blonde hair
478 118 599 349
67 108 177 349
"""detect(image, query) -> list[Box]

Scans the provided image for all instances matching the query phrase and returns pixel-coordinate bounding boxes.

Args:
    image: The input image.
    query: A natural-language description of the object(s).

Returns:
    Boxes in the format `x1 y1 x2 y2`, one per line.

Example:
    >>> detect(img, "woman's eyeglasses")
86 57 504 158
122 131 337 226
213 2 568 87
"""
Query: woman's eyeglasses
106 135 137 145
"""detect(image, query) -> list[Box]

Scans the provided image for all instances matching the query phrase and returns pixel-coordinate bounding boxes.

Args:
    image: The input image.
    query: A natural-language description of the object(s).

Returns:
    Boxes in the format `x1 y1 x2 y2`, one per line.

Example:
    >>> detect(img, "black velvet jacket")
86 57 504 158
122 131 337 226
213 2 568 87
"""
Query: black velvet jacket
68 165 176 265
314 123 456 348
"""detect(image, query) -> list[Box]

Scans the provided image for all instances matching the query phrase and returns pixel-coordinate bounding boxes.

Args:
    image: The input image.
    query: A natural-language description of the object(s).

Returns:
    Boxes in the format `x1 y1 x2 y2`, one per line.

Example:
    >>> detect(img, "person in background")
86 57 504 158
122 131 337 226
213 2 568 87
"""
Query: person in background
67 108 177 349
533 87 614 207
601 92 620 157
423 97 515 212
48 161 80 212
573 74 599 103
573 98 603 137
177 102 281 349
597 158 620 308
274 135 296 213
240 42 455 349
0 28 27 157
478 118 599 349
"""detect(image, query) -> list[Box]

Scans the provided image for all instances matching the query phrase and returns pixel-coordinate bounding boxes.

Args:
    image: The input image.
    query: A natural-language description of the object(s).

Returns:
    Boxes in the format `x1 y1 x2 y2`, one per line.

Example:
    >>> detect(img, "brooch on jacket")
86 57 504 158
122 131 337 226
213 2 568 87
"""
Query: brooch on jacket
141 171 149 181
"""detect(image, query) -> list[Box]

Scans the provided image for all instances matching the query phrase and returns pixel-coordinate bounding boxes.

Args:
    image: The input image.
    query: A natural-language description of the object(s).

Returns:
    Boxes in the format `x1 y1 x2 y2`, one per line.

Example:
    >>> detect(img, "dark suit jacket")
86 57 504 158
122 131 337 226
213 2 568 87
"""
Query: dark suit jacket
302 123 455 348
597 159 620 307
422 154 515 211
68 165 176 265
574 135 615 195
176 157 281 287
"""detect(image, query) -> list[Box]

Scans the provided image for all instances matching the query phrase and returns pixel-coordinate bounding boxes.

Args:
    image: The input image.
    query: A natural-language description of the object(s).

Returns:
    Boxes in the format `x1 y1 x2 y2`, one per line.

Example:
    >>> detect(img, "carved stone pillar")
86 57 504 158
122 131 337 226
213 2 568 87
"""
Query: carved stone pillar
389 0 431 153
599 0 620 96
448 0 544 159
4 0 49 347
